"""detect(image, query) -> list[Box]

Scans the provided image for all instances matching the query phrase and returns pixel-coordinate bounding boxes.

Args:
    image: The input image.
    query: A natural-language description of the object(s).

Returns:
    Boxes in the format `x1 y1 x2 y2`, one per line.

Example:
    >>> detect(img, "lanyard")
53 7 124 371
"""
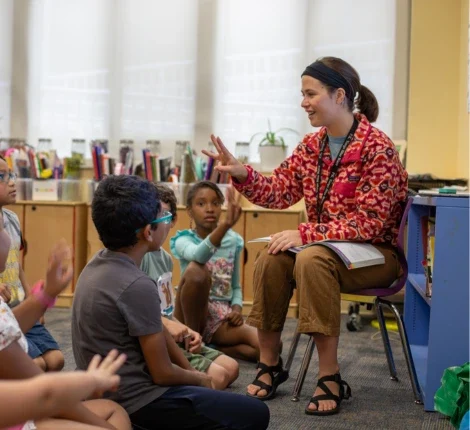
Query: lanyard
316 119 358 217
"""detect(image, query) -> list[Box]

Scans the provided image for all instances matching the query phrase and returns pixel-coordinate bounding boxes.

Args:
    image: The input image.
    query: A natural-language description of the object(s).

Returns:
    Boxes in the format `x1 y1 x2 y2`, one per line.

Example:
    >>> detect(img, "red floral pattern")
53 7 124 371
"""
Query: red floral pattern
232 114 408 246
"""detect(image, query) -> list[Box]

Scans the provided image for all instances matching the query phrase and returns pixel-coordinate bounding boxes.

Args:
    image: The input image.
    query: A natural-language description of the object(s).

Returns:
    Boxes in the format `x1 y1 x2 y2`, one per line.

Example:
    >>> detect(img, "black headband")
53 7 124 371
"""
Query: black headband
301 62 355 101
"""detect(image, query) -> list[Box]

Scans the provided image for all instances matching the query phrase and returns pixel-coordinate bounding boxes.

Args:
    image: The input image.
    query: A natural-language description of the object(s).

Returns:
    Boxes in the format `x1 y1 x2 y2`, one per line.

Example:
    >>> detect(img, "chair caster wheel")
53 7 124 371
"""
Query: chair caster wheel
346 304 363 331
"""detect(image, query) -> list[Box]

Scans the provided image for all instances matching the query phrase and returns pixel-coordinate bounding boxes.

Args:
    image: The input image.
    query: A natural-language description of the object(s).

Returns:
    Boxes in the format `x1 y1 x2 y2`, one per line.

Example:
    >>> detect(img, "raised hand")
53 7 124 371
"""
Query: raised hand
43 239 74 298
87 349 127 396
202 135 249 182
223 186 242 229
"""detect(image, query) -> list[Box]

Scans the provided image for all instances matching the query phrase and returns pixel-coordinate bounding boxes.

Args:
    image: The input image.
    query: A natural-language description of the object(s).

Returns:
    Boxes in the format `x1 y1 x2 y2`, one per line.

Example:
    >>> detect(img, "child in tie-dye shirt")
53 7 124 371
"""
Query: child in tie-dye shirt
170 181 260 362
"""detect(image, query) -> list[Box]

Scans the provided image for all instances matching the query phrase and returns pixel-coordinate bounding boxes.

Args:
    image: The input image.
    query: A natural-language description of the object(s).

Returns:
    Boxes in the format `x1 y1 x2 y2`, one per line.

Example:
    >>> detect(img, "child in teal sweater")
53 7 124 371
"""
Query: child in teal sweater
170 181 259 362
141 183 239 389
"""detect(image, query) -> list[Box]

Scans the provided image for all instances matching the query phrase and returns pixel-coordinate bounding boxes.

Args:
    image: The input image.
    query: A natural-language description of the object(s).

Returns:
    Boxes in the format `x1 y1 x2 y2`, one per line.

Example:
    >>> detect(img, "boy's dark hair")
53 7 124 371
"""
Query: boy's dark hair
92 175 161 250
154 183 177 220
186 181 224 208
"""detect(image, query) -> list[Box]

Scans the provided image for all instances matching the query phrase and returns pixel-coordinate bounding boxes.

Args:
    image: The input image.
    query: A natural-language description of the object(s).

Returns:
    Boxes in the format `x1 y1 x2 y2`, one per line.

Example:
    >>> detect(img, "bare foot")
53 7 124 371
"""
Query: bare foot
307 372 341 413
246 365 272 398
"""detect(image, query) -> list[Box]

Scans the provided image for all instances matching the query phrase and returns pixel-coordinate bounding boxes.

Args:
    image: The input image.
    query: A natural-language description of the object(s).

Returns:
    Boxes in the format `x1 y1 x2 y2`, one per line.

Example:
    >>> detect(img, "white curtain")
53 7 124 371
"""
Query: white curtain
28 0 114 157
118 0 199 158
214 0 397 160
213 0 308 161
0 0 13 138
5 0 403 160
305 0 396 137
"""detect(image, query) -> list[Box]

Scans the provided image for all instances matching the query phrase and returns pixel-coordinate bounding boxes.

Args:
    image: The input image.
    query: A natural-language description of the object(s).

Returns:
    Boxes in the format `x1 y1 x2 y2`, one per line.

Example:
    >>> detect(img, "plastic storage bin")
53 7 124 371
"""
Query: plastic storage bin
58 179 81 202
16 178 33 201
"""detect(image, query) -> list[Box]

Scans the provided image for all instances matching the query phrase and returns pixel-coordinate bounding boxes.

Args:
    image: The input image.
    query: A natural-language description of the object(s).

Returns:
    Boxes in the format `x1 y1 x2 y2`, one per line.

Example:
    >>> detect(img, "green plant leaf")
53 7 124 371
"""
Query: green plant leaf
275 127 299 135
249 131 267 145
250 120 300 147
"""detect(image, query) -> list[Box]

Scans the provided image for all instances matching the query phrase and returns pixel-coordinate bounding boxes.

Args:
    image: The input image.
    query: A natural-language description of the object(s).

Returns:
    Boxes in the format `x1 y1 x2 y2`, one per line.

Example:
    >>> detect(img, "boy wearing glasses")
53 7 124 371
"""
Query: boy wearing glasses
0 156 64 372
71 175 269 430
140 184 239 390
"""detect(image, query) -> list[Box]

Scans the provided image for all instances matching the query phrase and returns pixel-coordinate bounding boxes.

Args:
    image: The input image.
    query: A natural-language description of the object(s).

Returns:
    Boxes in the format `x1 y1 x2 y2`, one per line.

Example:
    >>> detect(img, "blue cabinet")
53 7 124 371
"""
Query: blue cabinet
405 196 469 411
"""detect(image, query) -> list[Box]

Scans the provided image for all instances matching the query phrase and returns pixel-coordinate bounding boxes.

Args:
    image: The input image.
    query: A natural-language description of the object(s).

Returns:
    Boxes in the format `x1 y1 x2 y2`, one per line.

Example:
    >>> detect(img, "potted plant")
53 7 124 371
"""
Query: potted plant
250 120 299 171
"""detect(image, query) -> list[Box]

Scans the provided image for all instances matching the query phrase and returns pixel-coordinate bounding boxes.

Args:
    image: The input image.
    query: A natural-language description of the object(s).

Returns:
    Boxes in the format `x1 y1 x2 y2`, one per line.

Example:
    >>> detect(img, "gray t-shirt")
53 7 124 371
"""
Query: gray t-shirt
71 249 168 414
328 135 346 160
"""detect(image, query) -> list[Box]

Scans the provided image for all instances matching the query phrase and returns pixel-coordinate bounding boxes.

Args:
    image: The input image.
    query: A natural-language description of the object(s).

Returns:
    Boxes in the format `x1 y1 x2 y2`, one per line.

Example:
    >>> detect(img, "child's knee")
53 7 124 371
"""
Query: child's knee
33 356 47 371
208 364 230 390
43 350 65 371
182 262 211 290
214 355 239 384
225 359 239 384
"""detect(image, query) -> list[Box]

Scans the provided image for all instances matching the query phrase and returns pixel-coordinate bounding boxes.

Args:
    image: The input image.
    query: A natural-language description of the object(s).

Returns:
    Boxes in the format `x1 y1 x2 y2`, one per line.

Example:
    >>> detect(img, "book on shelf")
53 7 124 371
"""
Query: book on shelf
247 237 385 270
159 156 172 182
421 216 435 297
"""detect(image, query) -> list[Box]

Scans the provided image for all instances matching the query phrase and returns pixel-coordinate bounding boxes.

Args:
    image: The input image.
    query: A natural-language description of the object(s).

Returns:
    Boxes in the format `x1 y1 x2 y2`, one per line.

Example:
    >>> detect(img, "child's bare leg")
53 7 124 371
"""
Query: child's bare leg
209 354 239 389
82 399 132 430
42 350 65 371
211 322 260 362
174 262 211 334
206 362 232 390
33 356 47 371
36 419 108 429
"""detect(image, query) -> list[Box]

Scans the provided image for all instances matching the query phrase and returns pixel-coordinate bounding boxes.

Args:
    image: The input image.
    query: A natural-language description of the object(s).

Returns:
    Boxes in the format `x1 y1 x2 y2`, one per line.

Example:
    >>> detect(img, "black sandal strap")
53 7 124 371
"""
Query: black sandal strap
254 362 273 380
249 358 286 393
316 373 352 402
250 379 272 392
309 393 340 404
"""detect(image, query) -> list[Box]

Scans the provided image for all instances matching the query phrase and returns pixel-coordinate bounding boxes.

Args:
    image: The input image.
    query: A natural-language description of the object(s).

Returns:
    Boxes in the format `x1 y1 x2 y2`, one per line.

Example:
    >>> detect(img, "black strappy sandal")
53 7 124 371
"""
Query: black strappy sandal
246 357 289 401
305 373 352 416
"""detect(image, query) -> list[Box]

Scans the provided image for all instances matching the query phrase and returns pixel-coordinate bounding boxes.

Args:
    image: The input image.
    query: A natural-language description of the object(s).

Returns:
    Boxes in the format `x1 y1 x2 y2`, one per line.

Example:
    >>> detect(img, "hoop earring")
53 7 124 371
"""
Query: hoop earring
190 218 193 230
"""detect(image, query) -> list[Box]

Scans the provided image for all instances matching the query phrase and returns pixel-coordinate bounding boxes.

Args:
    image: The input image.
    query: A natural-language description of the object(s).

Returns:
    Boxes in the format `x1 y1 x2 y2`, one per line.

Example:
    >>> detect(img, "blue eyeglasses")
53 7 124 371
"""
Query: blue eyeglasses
0 171 17 183
135 211 173 233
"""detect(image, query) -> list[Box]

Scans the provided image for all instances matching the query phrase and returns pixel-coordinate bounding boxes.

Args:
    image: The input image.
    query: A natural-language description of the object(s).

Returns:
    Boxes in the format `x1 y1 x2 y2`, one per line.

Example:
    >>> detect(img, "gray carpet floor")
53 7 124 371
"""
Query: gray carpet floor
47 308 453 430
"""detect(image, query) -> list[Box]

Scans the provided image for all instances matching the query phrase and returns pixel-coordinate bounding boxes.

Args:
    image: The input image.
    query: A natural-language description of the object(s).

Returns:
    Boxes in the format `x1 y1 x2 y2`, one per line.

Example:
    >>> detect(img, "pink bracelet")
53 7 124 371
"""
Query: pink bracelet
31 280 56 309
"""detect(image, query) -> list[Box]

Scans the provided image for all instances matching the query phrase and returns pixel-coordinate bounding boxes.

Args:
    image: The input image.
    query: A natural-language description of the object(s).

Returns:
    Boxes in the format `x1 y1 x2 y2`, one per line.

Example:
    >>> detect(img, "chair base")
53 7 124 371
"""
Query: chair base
286 297 423 405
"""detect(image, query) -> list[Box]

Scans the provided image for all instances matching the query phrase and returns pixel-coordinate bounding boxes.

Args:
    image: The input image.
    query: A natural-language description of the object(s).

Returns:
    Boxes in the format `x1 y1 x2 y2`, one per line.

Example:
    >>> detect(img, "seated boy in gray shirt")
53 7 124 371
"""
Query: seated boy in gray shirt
140 184 239 390
72 175 269 430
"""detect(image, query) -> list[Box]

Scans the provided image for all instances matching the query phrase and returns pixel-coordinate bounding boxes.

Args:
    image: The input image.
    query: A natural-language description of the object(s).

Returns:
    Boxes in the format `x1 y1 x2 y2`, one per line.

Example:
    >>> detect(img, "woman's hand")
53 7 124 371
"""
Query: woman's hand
223 186 242 229
43 239 74 298
202 135 248 183
87 349 127 397
268 230 303 255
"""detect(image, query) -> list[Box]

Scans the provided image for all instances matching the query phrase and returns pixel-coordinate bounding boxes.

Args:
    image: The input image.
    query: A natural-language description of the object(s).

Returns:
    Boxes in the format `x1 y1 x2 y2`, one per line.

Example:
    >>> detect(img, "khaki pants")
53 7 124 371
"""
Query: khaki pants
246 244 402 337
